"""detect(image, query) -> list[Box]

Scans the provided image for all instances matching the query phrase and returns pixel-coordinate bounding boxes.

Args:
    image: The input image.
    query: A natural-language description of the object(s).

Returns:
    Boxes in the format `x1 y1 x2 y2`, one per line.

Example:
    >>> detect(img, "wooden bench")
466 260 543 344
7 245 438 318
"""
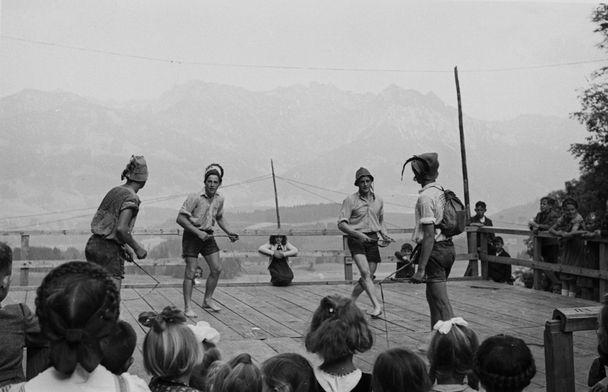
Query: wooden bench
544 306 601 392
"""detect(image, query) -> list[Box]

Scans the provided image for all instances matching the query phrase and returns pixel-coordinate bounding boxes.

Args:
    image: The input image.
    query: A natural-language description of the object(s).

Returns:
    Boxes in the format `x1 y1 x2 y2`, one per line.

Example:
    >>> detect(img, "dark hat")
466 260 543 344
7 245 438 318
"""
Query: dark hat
354 167 374 186
401 153 439 182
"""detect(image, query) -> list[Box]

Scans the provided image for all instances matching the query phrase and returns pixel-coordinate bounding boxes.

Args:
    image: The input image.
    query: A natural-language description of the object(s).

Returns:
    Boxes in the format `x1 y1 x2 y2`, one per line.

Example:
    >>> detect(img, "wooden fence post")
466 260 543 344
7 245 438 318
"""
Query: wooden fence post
479 231 488 279
544 319 575 392
533 234 543 290
342 236 353 281
20 233 30 286
466 231 478 276
600 241 607 302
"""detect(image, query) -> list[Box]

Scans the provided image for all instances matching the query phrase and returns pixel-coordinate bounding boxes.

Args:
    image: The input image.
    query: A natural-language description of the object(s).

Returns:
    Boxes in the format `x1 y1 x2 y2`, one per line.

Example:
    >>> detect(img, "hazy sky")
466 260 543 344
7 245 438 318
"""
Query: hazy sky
1 0 604 121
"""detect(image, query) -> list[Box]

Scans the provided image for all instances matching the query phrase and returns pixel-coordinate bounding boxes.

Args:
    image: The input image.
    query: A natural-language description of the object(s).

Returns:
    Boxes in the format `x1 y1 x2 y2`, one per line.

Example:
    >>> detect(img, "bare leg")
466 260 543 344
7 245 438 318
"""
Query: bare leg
183 257 198 317
352 261 378 300
351 254 382 315
426 281 453 329
111 277 122 293
202 252 222 311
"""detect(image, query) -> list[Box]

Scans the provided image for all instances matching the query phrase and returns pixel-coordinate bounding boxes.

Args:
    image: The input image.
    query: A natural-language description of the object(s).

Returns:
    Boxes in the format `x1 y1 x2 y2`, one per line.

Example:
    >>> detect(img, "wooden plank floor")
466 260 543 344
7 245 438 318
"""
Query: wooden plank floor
7 280 599 391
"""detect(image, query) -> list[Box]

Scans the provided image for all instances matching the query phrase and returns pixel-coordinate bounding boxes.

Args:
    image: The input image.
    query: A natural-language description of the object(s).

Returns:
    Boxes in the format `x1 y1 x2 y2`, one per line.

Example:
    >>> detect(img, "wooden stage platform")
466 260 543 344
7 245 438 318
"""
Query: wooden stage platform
8 280 599 391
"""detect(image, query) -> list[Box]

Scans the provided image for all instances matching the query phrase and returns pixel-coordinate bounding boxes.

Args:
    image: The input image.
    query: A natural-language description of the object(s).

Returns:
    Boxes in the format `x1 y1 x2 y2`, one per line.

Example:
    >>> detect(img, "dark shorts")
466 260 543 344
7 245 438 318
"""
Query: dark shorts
182 230 220 258
347 232 381 264
424 240 455 283
85 235 128 279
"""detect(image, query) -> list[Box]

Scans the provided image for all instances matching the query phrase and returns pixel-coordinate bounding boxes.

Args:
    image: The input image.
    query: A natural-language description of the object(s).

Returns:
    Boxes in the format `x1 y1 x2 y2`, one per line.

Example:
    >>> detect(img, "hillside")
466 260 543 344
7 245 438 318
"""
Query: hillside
0 82 585 230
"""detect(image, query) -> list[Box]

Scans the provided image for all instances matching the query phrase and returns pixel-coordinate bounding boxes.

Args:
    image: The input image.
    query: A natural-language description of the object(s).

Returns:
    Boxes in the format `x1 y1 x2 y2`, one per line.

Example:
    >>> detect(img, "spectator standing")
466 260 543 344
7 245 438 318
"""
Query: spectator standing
488 237 513 284
465 201 495 277
529 197 561 292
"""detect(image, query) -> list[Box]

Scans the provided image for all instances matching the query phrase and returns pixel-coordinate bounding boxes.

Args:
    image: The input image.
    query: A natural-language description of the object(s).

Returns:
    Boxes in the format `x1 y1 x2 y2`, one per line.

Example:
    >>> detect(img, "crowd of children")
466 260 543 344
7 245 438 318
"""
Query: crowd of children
0 239 545 392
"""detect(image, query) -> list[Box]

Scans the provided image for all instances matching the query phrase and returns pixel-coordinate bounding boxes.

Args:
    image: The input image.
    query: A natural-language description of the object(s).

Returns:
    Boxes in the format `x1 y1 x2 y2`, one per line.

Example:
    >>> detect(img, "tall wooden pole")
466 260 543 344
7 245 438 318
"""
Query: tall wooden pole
454 66 471 217
271 159 281 229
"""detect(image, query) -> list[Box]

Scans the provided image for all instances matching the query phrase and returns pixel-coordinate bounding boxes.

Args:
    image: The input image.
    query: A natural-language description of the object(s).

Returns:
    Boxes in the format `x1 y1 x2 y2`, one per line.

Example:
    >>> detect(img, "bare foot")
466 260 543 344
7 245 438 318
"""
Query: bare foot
202 300 221 312
367 307 383 319
184 309 198 318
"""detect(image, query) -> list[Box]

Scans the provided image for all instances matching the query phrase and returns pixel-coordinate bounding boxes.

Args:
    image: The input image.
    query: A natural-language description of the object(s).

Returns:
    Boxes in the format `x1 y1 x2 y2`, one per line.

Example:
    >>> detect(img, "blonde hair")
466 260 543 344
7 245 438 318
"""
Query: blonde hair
142 318 203 379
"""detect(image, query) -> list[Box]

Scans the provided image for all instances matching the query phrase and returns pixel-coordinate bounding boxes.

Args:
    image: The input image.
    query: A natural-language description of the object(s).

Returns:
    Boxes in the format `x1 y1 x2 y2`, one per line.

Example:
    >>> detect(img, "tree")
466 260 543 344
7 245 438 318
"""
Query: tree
569 4 608 214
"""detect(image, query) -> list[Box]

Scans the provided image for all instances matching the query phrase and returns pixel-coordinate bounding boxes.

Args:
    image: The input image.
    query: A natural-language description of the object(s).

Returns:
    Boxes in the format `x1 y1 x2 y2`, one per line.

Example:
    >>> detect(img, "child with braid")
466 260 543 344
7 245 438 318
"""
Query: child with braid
473 334 536 392
0 243 47 390
206 353 262 392
139 306 204 392
305 295 373 392
427 317 479 391
18 261 149 391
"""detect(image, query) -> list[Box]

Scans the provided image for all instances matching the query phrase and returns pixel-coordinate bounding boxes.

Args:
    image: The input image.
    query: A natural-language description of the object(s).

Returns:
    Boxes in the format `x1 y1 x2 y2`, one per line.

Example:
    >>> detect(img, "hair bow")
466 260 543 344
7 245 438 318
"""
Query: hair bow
432 317 468 334
138 306 187 332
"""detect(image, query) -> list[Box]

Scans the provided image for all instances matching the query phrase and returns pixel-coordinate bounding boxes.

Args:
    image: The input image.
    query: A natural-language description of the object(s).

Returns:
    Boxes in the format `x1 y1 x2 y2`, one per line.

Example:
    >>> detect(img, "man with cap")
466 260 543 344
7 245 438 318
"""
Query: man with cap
338 167 393 318
85 155 149 291
177 163 239 316
402 153 455 328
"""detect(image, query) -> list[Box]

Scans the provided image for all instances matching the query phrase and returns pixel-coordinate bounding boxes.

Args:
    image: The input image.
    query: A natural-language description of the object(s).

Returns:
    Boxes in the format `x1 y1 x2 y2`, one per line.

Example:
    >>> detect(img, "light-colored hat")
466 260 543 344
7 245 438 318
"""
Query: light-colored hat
123 155 148 182
204 163 224 182
354 167 374 186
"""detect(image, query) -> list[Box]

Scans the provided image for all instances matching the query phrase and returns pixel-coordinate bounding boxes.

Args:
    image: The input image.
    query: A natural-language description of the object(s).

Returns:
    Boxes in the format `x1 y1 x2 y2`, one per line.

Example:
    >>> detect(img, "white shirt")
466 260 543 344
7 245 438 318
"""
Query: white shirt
19 364 150 392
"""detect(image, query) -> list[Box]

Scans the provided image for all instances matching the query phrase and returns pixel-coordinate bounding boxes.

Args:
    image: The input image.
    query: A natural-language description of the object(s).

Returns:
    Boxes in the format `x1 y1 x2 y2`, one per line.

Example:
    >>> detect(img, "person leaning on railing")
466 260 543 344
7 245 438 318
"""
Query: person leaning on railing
528 196 561 293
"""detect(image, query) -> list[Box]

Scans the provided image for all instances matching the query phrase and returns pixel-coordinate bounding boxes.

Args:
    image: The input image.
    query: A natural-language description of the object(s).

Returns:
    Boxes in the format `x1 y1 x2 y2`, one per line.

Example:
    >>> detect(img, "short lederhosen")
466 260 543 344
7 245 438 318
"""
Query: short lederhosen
85 235 130 279
347 232 381 264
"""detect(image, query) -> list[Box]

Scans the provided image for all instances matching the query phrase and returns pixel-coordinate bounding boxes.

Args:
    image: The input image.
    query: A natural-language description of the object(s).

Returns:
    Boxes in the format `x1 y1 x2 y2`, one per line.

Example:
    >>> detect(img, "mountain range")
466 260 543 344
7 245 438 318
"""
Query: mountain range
0 81 586 230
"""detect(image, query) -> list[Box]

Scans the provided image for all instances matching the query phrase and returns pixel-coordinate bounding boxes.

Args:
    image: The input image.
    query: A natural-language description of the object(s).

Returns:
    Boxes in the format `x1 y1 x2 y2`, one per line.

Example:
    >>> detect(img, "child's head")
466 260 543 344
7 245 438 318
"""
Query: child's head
401 243 413 255
586 212 601 232
208 353 262 392
561 197 579 218
100 320 137 374
372 348 431 392
427 317 478 383
475 201 487 218
304 295 373 363
190 340 222 391
261 353 316 392
474 334 536 392
139 306 203 380
494 237 504 251
35 261 120 375
270 235 287 246
0 242 13 303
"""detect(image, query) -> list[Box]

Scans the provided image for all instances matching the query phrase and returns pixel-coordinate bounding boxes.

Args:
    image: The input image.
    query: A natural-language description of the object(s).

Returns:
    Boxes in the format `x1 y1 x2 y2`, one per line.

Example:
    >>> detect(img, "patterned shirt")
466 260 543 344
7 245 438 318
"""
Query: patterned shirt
90 186 140 243
338 192 386 233
412 182 447 244
178 191 224 231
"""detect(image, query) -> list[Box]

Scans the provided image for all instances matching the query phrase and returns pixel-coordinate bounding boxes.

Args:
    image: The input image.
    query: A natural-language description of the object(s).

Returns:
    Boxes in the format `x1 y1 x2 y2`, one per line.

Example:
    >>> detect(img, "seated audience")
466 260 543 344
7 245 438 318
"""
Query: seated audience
258 235 298 286
17 261 150 391
473 334 536 392
139 306 203 392
427 317 478 391
393 243 415 280
304 295 373 392
261 353 317 392
0 243 47 389
371 348 431 392
207 353 262 392
189 340 221 391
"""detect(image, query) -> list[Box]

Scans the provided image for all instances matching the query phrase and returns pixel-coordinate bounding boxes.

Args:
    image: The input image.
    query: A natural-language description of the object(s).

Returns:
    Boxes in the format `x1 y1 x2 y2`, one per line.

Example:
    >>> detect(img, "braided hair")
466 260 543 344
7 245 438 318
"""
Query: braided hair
473 334 536 392
35 261 120 375
304 295 373 364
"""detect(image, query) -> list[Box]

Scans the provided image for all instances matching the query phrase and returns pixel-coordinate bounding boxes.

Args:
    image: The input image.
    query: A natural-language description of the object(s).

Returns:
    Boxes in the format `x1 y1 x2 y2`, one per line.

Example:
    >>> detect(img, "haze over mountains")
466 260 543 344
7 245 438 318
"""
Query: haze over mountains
0 81 585 230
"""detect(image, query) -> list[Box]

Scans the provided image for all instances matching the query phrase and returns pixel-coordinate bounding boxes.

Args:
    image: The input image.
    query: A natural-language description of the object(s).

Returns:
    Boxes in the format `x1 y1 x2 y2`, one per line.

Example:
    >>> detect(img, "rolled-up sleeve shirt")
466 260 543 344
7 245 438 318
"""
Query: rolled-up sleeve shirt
338 192 386 233
179 191 224 231
412 182 447 244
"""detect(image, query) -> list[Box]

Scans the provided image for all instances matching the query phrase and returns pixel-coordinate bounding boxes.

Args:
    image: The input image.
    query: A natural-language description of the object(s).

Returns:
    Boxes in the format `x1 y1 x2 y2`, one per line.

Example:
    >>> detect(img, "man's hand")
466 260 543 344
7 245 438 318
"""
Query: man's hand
357 232 373 243
590 379 608 392
381 233 395 243
410 270 425 283
197 231 211 242
135 246 147 260
228 232 239 242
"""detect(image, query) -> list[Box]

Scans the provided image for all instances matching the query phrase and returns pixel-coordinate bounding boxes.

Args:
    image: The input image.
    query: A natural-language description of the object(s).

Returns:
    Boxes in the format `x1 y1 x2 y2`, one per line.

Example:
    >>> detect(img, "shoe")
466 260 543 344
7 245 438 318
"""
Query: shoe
184 309 198 318
202 301 221 312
